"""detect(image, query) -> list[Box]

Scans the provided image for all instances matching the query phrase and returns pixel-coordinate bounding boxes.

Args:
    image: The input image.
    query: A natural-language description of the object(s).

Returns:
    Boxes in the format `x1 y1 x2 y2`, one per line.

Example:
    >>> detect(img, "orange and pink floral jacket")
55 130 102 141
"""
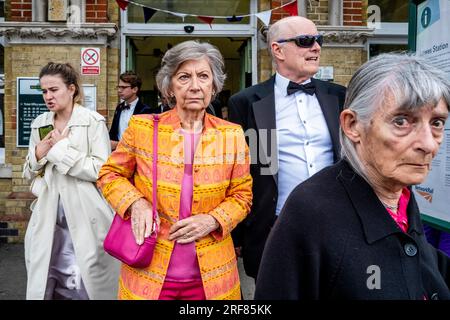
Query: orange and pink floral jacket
97 109 252 300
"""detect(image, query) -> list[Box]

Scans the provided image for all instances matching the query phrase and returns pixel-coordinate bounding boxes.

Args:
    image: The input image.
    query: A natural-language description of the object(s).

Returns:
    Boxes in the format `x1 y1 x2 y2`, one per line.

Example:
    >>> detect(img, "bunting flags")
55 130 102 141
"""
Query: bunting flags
115 0 298 27
282 1 299 16
143 7 156 23
116 0 129 11
226 15 243 22
197 16 214 29
172 12 188 22
255 10 272 27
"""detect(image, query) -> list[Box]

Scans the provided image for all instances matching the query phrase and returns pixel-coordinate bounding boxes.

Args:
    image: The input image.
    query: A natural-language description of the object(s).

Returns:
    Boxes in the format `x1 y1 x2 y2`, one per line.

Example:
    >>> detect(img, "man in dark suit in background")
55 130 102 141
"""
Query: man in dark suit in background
110 71 160 150
228 16 347 280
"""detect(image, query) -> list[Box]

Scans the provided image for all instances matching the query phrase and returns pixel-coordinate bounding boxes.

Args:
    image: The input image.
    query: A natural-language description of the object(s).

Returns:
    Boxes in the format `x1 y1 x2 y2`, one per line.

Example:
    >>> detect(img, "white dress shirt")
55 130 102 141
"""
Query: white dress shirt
118 98 139 140
275 73 334 215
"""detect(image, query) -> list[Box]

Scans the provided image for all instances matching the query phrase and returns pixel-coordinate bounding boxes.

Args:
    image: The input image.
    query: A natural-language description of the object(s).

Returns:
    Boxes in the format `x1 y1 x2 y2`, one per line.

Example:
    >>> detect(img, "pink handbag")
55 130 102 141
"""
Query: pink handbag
103 115 160 268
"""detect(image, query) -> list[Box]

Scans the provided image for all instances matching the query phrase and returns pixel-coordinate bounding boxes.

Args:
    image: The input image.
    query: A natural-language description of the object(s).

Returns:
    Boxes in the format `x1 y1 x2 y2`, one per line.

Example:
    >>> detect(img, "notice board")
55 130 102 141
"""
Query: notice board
16 77 47 148
409 0 450 231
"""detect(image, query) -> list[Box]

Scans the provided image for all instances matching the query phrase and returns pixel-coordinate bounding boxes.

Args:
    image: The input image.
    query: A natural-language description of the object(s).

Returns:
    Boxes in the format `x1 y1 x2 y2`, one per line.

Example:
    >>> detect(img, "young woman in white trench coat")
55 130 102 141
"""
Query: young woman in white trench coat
22 62 120 300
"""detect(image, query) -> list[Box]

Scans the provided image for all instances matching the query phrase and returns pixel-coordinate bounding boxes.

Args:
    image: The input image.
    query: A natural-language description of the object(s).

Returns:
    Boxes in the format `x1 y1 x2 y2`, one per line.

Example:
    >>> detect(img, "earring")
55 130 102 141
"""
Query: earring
212 90 216 95
169 93 174 98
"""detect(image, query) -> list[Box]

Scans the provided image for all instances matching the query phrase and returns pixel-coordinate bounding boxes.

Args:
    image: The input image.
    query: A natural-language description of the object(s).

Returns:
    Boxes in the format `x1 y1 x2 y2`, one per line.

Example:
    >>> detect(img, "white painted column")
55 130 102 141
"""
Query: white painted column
70 0 86 23
32 0 47 22
297 0 308 17
328 0 343 25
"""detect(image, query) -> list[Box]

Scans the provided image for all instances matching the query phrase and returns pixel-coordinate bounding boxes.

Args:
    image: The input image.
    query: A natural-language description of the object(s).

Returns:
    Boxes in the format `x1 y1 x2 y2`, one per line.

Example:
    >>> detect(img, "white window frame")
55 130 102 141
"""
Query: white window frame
366 22 408 60
119 0 258 84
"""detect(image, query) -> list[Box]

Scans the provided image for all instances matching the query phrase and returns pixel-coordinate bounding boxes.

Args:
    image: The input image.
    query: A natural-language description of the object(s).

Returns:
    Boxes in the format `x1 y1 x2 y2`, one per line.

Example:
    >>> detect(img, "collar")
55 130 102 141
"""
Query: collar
122 97 139 110
159 108 219 134
337 160 423 244
129 97 139 109
275 72 312 97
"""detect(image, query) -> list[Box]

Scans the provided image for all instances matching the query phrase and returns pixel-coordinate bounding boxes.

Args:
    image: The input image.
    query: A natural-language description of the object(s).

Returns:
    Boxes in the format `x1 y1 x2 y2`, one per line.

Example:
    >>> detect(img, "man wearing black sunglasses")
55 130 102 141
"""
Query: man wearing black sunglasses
228 16 346 282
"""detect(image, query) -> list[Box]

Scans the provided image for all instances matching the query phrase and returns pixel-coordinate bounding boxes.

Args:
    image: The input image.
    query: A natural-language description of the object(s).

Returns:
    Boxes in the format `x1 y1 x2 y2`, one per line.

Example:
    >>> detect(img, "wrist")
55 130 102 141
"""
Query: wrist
209 215 220 230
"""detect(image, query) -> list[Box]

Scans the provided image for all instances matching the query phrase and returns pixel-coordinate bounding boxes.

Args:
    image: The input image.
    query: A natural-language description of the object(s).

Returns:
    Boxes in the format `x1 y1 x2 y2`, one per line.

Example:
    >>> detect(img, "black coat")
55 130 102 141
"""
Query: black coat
255 160 450 300
228 76 346 278
109 99 155 141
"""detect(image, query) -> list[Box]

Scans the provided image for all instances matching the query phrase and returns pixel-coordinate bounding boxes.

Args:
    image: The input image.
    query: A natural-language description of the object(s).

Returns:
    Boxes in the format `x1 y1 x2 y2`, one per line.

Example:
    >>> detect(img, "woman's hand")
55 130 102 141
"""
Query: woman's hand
49 127 69 145
35 128 70 161
35 131 54 161
169 214 220 244
130 198 160 245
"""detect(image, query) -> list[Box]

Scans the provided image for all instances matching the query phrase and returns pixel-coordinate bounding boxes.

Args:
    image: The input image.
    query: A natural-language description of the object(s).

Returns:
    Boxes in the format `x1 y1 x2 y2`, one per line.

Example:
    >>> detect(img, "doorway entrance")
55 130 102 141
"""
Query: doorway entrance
127 36 252 119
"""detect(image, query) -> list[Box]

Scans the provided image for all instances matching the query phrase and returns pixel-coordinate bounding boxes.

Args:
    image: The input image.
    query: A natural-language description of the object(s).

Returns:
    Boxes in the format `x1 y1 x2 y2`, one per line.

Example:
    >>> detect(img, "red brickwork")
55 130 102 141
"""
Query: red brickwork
343 0 364 26
271 0 293 24
86 0 108 23
9 0 32 22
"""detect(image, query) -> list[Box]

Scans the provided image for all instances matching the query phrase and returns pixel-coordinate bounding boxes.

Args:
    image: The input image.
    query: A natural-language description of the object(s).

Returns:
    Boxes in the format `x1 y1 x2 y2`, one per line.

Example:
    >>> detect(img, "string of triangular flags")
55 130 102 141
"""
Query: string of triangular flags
116 0 298 27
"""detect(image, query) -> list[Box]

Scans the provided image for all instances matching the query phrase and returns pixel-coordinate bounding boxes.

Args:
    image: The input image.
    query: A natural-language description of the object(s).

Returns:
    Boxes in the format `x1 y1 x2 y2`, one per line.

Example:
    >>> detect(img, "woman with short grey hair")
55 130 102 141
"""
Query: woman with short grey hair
98 40 252 300
255 52 450 299
156 40 226 107
340 53 450 183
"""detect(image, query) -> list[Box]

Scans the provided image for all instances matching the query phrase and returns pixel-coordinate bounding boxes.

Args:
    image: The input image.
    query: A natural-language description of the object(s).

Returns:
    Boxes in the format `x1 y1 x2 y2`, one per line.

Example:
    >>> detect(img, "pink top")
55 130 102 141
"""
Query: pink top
385 187 410 233
165 130 202 282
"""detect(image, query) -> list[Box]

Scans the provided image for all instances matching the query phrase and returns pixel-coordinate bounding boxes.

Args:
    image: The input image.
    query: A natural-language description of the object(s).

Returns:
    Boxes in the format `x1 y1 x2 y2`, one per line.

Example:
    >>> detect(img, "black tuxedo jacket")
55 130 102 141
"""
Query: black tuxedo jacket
228 76 346 278
109 99 154 141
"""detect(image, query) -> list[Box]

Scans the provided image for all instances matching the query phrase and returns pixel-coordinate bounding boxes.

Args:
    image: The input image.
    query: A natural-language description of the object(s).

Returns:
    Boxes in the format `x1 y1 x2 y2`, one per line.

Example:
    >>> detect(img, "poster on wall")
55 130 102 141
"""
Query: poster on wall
413 0 450 230
82 84 97 111
16 77 47 148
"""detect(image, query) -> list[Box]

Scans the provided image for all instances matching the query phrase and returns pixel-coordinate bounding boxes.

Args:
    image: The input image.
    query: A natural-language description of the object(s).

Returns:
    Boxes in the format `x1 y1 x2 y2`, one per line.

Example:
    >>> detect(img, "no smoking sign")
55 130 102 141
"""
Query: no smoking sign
81 48 100 75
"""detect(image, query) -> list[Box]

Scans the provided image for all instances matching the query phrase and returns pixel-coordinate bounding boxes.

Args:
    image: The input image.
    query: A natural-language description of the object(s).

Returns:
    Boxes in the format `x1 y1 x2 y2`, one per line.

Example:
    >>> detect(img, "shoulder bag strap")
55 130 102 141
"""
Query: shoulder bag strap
152 114 159 233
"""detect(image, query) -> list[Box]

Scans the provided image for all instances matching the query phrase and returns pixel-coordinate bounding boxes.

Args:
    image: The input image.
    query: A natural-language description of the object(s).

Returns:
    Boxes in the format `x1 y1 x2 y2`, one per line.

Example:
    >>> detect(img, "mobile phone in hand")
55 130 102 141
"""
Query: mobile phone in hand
39 124 54 140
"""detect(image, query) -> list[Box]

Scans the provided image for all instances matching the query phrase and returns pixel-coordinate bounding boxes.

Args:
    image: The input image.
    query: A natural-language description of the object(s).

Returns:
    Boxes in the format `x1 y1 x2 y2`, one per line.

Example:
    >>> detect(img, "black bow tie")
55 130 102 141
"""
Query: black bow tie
119 102 130 110
286 81 316 96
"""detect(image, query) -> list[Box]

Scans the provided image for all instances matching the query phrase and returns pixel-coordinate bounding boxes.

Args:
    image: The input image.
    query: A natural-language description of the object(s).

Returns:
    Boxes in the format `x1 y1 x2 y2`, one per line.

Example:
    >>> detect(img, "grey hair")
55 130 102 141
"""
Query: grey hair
156 40 226 106
340 52 450 182
267 19 285 60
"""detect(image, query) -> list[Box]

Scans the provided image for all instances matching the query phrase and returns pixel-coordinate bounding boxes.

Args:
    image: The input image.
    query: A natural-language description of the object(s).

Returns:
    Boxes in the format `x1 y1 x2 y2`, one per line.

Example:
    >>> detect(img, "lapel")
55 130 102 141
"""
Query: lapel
251 76 278 186
312 78 341 161
337 160 422 244
67 104 90 127
110 102 123 138
30 111 54 128
133 99 146 115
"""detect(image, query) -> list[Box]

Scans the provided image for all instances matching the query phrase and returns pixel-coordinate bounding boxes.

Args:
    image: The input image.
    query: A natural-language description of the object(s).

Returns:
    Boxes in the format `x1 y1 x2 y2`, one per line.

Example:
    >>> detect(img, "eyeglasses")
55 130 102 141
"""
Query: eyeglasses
116 85 132 90
277 34 323 48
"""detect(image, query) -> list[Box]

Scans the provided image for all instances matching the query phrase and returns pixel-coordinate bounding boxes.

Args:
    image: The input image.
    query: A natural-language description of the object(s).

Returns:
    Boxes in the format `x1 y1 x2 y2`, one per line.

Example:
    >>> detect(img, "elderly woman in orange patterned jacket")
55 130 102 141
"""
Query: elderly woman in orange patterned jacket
97 40 252 300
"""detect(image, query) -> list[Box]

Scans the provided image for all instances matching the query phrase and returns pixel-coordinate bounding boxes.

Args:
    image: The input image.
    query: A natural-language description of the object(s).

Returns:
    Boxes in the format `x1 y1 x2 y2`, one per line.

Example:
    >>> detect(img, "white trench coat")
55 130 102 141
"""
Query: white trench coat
23 104 120 300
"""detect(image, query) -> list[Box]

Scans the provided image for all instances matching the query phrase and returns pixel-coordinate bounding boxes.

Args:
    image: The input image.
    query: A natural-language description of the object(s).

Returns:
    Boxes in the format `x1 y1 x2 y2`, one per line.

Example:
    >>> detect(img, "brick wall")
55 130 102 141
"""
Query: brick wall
308 0 329 26
271 0 329 25
108 0 120 24
343 0 364 26
86 0 108 23
320 47 366 87
0 178 12 215
270 0 291 24
2 44 114 242
8 0 32 22
7 0 109 23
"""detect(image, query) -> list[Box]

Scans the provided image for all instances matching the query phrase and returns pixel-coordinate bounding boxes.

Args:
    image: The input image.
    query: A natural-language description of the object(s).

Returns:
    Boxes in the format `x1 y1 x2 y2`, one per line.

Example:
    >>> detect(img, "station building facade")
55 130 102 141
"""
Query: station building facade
0 0 409 242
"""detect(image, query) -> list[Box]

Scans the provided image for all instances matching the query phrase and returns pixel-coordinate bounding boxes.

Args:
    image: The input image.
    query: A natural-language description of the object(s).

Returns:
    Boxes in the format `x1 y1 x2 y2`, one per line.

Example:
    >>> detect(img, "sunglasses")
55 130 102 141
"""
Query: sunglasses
116 85 132 90
277 34 323 48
